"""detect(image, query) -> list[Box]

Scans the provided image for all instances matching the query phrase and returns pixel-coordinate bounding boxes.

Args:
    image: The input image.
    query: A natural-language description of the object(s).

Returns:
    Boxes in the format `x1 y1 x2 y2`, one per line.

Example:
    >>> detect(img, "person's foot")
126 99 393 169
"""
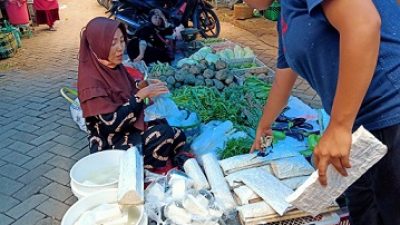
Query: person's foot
48 27 57 31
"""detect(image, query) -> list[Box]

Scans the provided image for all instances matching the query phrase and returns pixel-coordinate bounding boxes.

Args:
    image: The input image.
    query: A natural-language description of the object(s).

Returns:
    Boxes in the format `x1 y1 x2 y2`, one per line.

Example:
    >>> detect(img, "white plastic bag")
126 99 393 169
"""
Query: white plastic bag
144 94 199 128
70 98 87 132
144 94 183 122
191 121 234 163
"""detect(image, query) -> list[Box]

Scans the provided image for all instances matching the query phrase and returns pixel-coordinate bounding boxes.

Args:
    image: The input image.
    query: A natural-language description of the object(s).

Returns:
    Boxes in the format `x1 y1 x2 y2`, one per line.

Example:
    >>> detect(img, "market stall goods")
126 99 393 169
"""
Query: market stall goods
225 166 273 189
117 147 144 205
287 126 388 216
183 158 210 190
201 153 236 212
240 168 294 216
270 156 315 179
219 149 300 175
233 186 260 205
280 176 309 190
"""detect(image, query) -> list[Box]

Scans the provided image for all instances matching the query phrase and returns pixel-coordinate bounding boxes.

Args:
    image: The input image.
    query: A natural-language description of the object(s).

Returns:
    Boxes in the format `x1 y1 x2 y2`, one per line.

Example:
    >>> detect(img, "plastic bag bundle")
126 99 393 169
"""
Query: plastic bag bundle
69 98 87 132
144 94 182 123
191 121 234 164
144 170 223 225
201 153 236 212
144 94 200 128
183 158 210 190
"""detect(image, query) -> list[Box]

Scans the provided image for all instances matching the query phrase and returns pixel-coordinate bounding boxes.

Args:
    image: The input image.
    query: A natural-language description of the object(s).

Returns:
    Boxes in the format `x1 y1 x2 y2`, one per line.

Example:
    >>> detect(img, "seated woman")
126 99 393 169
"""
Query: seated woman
127 9 177 64
78 17 186 170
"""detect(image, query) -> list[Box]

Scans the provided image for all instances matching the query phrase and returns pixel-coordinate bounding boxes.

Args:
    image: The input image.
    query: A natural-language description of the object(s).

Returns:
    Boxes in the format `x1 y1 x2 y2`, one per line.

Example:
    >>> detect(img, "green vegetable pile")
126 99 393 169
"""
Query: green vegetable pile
201 38 226 45
172 86 242 123
149 61 174 77
217 45 255 60
218 137 254 159
172 76 272 130
229 62 258 70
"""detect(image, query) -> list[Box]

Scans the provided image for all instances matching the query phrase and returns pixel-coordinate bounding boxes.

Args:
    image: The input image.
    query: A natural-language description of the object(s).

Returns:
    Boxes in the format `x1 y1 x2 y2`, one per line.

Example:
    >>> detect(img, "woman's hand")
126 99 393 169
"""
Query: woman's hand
313 123 352 186
147 79 165 85
136 82 169 99
250 124 273 153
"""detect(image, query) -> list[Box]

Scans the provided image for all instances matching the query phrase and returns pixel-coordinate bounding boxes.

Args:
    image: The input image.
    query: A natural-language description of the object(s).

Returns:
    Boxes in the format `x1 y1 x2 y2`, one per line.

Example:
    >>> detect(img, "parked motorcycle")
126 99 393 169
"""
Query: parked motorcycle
107 0 220 38
97 0 113 9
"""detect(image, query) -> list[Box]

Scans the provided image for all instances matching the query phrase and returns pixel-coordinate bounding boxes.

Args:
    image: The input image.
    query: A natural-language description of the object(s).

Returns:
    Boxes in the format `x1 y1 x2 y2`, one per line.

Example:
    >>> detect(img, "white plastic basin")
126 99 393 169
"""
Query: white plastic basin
61 188 147 225
70 150 125 199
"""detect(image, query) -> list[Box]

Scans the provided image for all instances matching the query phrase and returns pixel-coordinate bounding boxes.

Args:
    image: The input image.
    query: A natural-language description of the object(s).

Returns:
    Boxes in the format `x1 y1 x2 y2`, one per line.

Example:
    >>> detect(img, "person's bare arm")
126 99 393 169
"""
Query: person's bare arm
134 40 147 62
314 0 381 186
251 68 297 151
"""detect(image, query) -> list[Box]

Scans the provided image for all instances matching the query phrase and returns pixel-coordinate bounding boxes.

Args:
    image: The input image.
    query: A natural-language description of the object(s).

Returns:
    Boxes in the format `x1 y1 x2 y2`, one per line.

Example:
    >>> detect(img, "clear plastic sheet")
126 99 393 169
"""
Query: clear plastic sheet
225 166 272 189
219 149 300 175
280 176 309 190
270 156 314 179
241 168 294 216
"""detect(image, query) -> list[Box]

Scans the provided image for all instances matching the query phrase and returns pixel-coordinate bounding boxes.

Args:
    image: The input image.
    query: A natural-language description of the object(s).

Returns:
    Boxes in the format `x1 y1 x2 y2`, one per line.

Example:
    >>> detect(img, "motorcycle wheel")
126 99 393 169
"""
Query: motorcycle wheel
193 8 220 38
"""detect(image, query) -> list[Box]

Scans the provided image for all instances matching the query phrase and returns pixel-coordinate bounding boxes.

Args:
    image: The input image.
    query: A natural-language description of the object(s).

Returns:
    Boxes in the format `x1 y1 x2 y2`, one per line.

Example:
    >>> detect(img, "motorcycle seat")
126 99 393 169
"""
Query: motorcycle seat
123 0 166 9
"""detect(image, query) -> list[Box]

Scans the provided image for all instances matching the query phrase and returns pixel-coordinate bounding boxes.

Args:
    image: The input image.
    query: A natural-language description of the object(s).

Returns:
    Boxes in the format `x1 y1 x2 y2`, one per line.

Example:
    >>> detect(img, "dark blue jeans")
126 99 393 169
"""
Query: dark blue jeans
345 124 400 225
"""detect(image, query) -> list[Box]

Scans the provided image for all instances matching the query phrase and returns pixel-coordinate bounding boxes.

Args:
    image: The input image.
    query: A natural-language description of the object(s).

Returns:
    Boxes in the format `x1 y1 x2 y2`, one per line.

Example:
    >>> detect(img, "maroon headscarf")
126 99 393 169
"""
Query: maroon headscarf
78 17 145 130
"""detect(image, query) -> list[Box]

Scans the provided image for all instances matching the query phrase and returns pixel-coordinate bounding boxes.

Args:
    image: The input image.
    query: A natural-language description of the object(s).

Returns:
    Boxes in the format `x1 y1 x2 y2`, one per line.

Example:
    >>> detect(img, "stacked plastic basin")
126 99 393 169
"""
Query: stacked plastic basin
5 0 30 25
64 150 148 225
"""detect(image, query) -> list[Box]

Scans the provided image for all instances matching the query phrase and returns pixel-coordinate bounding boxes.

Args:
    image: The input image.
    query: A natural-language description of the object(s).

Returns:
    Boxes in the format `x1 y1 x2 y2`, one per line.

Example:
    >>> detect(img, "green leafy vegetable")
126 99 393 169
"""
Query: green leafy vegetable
218 137 254 159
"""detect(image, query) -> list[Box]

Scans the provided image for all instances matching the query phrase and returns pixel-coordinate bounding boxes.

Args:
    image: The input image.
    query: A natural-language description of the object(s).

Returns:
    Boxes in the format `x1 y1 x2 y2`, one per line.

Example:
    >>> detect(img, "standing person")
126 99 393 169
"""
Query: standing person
246 0 400 224
33 0 59 31
78 17 187 170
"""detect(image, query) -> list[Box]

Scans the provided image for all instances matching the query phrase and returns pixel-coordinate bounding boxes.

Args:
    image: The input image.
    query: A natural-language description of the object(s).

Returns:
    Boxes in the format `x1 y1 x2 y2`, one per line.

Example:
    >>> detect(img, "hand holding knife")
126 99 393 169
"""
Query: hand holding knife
251 135 273 159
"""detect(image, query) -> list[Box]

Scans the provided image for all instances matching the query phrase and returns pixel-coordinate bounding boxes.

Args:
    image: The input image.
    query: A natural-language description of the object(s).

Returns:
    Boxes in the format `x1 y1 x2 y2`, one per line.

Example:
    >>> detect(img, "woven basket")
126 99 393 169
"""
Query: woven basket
0 32 17 59
233 3 254 20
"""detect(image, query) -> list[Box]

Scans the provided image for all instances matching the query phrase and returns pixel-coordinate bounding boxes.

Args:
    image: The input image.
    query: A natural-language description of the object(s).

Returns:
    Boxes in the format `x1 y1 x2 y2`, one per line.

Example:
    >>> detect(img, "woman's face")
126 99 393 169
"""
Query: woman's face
151 14 162 27
107 28 125 67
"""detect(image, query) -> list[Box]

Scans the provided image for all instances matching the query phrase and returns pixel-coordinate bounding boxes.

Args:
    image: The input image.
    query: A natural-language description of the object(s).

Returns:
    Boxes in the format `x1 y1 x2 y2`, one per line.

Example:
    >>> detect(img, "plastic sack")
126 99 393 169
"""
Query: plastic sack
144 94 182 122
60 87 87 132
191 121 234 163
70 98 87 132
144 94 199 128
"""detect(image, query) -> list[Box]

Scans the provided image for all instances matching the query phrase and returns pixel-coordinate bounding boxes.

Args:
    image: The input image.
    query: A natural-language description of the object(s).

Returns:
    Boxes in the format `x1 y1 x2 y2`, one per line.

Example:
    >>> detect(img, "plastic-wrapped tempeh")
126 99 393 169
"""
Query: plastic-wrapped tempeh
183 158 210 190
201 153 236 212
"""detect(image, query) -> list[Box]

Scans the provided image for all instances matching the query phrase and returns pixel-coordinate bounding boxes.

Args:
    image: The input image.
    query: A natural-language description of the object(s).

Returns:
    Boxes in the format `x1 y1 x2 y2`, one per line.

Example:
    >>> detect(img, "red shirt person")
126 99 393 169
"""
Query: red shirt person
34 0 60 31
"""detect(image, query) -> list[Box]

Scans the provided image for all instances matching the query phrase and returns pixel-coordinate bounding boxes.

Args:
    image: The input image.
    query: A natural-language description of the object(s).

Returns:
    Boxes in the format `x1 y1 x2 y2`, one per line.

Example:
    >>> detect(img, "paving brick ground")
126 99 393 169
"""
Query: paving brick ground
0 1 321 224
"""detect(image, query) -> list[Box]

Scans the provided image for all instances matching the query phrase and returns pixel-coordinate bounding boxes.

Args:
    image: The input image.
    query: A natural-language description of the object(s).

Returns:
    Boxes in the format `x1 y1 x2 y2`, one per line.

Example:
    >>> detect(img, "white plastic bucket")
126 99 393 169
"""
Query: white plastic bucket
61 188 147 225
70 150 125 199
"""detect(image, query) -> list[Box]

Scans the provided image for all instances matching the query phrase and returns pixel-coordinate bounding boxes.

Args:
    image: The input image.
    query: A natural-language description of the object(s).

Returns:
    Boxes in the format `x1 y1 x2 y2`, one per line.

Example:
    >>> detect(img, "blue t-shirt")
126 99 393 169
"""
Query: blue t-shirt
277 0 400 130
